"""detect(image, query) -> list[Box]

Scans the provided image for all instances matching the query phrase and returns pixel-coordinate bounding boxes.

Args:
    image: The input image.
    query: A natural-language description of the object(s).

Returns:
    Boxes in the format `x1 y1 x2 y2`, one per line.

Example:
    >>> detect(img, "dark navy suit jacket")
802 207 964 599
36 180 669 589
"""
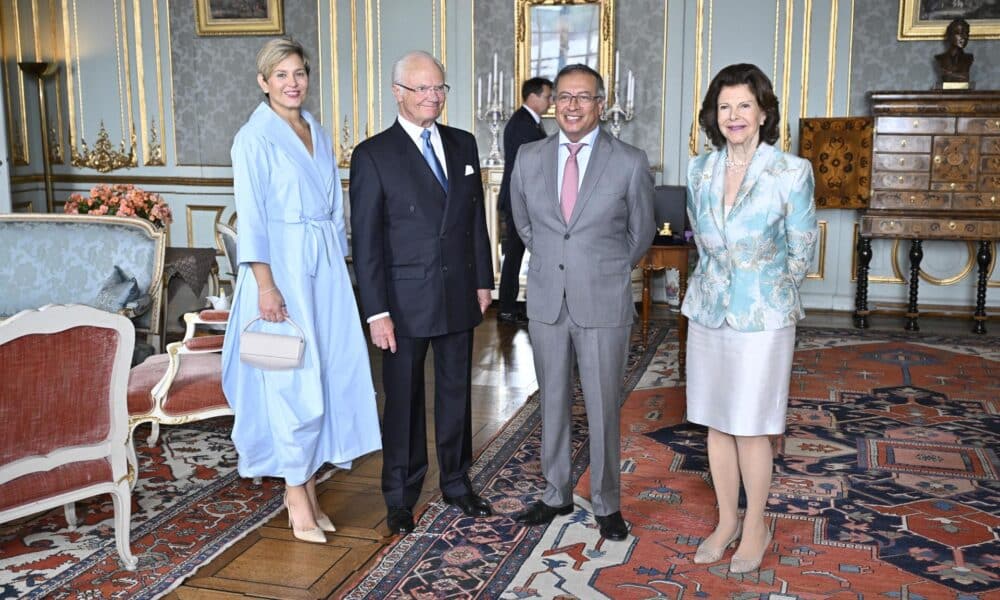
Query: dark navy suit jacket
498 106 547 213
349 120 493 338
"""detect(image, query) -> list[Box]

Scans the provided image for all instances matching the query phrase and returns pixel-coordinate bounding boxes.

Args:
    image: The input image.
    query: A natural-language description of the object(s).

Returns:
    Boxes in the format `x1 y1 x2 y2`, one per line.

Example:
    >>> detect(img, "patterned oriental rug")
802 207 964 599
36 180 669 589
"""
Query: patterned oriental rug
342 325 1000 599
0 419 290 599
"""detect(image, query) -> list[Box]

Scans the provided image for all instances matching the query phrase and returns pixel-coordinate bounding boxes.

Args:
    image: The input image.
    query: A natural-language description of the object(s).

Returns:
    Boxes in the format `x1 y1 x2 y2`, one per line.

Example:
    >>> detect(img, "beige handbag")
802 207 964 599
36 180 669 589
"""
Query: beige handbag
239 316 305 370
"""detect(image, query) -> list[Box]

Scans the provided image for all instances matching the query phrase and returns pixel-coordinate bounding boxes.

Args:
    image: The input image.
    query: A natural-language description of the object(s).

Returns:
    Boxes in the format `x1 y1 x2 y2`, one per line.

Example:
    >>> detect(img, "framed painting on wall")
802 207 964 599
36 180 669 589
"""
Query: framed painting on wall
195 0 284 36
514 0 615 116
898 0 1000 40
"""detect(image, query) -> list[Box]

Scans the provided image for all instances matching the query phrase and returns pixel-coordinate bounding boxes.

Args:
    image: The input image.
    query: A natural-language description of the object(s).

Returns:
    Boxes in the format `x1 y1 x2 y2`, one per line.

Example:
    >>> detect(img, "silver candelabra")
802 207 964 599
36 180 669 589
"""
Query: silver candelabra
600 50 635 139
476 52 512 166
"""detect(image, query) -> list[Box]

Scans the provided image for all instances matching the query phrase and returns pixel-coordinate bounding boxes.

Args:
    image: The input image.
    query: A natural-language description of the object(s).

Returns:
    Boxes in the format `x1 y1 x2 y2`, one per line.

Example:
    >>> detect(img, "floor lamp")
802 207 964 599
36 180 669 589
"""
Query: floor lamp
18 62 59 213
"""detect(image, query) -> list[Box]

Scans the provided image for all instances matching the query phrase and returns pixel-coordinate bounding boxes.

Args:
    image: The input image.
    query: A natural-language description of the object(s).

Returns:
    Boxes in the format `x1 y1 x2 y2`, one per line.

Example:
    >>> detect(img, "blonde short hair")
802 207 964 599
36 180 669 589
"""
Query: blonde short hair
256 37 310 80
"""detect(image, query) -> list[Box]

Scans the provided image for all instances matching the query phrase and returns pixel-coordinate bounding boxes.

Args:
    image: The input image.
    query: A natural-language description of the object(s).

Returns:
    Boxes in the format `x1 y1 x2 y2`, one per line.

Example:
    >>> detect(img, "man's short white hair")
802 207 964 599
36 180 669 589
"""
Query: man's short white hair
392 50 446 84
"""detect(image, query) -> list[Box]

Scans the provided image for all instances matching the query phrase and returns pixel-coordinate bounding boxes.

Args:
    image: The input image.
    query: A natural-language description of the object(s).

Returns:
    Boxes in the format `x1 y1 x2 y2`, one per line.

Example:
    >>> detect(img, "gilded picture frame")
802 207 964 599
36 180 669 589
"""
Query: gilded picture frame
514 0 615 116
195 0 284 37
898 0 1000 40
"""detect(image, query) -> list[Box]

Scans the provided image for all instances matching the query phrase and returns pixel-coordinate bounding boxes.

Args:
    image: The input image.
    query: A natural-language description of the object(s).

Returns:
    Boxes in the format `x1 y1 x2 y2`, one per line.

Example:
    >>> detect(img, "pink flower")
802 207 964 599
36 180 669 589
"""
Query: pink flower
64 184 172 227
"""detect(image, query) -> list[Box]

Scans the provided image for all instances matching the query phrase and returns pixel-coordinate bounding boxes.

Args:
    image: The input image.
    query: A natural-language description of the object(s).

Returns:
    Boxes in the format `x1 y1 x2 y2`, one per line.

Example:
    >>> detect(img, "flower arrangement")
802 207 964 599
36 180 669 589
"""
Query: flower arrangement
64 184 173 227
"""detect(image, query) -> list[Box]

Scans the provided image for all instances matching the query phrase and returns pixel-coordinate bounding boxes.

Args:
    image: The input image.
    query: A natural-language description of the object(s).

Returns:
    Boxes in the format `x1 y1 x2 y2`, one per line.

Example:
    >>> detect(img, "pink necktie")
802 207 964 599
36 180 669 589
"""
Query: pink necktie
561 142 585 222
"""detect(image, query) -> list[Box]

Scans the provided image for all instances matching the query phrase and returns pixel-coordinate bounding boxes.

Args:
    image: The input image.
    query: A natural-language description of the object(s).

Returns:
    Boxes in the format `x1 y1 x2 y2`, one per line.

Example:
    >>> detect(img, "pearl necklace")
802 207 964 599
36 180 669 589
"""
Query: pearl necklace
725 158 749 169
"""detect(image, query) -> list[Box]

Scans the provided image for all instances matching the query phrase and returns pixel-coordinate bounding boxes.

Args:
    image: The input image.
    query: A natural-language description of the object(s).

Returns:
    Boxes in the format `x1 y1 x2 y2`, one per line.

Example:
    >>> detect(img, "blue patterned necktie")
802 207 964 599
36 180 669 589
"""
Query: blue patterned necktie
421 129 448 193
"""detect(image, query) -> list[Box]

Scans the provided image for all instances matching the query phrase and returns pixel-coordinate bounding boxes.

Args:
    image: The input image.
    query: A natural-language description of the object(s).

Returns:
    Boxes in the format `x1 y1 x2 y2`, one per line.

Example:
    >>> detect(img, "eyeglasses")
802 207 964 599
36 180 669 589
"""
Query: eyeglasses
555 93 602 107
395 82 451 96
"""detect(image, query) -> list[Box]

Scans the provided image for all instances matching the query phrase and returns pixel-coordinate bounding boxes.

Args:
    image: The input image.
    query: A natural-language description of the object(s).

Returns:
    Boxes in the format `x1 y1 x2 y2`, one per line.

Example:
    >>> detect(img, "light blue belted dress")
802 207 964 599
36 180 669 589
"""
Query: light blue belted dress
222 103 381 485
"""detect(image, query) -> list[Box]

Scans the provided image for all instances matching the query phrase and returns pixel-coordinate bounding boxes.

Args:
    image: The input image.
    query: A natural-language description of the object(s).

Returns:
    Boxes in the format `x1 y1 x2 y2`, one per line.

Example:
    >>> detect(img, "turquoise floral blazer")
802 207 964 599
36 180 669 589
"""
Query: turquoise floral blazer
681 142 818 332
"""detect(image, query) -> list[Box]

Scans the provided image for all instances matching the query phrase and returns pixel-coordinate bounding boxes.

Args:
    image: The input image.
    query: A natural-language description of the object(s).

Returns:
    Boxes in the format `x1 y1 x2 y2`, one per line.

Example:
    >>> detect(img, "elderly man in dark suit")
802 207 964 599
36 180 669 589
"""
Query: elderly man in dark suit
510 64 654 541
350 50 494 536
497 77 553 324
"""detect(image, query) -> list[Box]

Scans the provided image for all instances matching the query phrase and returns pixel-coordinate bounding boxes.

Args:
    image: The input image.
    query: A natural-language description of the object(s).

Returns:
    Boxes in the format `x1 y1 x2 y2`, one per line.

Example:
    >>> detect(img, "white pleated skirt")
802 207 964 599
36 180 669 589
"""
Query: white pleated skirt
685 320 796 436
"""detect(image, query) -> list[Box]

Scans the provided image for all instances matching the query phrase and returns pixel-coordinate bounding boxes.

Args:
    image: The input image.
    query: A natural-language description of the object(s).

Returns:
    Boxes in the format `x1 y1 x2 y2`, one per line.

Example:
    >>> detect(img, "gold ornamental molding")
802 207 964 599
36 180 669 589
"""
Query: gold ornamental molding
350 0 359 145
799 0 812 118
779 0 793 152
185 204 225 248
688 0 705 156
12 172 234 187
805 220 827 280
825 0 838 117
365 0 374 135
146 119 164 166
338 116 354 168
71 121 137 172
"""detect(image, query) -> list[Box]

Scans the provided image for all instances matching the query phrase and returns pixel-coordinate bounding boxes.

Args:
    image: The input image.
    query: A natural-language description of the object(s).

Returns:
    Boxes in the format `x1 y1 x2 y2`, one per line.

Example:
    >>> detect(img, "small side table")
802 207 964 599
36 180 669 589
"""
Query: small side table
638 243 694 372
161 247 220 350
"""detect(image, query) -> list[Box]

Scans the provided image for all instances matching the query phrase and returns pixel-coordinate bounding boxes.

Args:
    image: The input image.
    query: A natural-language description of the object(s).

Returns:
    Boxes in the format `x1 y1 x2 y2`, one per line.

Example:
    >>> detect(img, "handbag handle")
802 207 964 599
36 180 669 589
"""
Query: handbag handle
242 316 305 338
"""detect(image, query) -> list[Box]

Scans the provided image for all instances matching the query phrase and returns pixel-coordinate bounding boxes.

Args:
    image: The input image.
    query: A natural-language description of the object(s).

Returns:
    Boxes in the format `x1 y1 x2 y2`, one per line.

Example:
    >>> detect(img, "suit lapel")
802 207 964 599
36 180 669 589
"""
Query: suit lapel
729 143 775 217
389 120 447 208
256 104 327 204
304 111 334 209
566 130 612 229
541 135 560 217
706 151 726 233
439 125 464 233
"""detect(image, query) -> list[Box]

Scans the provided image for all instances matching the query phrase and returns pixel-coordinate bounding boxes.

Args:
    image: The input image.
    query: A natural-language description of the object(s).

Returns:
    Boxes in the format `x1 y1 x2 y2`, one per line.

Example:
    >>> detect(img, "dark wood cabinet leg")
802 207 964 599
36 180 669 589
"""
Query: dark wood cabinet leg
905 239 923 331
973 240 991 334
853 236 872 329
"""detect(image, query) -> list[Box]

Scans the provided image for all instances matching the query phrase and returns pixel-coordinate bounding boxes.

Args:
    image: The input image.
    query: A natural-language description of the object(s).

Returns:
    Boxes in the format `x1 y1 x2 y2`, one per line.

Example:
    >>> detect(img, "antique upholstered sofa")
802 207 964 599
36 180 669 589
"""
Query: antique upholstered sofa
0 304 138 570
0 214 166 351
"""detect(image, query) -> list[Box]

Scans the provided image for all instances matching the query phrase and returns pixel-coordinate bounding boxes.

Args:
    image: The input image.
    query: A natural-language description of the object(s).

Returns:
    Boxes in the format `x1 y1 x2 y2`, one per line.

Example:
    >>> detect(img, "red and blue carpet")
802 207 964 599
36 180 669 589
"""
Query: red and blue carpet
0 419 288 599
343 324 1000 599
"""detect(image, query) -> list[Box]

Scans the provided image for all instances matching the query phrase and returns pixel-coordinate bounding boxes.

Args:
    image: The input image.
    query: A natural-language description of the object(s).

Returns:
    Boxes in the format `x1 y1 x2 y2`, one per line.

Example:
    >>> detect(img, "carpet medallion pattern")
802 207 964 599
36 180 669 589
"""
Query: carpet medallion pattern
345 326 999 599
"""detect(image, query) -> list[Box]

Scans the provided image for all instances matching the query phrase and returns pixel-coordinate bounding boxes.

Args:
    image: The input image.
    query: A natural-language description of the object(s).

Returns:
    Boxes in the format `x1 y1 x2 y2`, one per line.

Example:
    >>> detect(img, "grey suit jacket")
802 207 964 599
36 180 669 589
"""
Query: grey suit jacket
509 129 655 327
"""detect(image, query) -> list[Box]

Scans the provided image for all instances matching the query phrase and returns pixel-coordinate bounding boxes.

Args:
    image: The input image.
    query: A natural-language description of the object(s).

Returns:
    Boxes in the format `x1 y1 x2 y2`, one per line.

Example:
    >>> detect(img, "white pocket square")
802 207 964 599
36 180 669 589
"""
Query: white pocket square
464 164 475 176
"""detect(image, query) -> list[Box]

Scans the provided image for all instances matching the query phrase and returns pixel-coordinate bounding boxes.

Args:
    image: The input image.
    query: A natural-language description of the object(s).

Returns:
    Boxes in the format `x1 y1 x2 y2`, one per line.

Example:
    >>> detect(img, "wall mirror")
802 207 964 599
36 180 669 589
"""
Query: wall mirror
514 0 615 115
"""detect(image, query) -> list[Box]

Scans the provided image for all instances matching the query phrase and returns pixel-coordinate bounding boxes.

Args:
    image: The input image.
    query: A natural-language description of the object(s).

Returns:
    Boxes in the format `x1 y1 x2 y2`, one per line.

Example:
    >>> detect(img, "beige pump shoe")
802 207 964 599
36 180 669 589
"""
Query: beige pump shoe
729 529 772 574
693 524 741 564
284 495 327 544
315 513 337 533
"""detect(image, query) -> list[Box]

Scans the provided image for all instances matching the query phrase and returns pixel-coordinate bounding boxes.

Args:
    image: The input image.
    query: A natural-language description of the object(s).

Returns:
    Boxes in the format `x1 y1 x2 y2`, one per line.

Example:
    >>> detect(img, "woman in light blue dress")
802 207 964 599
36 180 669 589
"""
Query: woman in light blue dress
221 38 381 544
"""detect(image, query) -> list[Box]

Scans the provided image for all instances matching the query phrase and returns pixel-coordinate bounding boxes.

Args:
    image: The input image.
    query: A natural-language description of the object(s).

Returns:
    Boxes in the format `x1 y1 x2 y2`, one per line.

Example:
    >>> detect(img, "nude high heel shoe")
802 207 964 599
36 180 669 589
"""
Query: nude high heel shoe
729 529 772 574
284 495 327 544
315 512 336 533
693 524 741 564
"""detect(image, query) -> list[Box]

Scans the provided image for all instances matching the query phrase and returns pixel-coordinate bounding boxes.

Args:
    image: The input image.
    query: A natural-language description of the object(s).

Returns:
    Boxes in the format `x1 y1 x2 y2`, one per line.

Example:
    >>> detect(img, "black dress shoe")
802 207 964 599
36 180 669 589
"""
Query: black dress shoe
514 501 574 526
595 511 629 541
386 507 414 535
497 311 528 324
443 493 493 517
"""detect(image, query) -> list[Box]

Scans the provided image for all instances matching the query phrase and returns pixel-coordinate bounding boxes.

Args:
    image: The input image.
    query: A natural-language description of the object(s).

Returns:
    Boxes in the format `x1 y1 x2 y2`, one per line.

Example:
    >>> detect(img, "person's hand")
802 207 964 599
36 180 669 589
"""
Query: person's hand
477 289 492 315
259 286 288 322
369 316 397 353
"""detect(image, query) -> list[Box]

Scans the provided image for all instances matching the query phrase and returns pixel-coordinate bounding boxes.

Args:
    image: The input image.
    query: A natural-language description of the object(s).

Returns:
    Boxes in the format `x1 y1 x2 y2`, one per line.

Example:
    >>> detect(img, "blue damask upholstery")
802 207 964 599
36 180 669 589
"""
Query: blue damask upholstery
0 215 166 337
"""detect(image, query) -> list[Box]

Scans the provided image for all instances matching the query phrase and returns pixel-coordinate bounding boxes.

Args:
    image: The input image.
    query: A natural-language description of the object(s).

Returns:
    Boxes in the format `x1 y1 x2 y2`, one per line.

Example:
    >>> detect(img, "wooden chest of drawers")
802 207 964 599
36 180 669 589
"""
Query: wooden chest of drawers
855 91 1000 333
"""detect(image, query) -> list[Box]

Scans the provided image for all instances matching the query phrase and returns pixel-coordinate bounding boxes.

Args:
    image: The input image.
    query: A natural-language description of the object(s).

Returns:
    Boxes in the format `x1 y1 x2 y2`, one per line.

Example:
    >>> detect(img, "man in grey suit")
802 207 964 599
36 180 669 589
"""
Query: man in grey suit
509 64 654 540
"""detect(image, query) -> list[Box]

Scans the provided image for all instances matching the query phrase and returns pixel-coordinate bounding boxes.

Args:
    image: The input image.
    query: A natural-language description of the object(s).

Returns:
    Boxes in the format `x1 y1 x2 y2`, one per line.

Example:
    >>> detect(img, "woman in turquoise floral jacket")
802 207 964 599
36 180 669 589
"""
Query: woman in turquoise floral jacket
681 63 817 575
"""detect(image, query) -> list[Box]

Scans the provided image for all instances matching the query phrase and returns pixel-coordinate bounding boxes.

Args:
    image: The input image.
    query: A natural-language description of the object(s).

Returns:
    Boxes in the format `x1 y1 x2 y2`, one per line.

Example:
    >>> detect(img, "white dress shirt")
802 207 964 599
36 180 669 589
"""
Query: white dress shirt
397 115 448 178
524 104 542 124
